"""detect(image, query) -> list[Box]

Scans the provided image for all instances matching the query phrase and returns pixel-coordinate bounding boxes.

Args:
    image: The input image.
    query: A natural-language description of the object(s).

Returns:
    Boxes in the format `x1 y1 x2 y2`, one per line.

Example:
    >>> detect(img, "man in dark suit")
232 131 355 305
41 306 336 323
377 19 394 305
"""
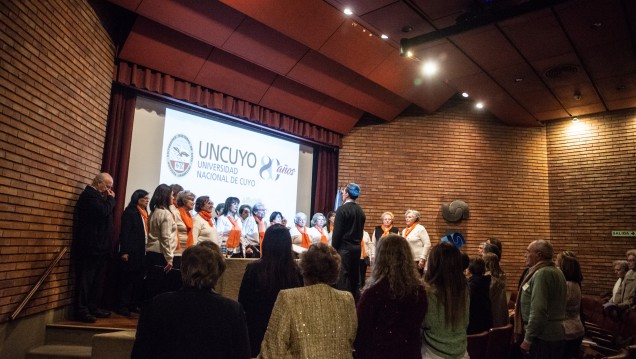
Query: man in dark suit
72 172 116 323
332 183 366 302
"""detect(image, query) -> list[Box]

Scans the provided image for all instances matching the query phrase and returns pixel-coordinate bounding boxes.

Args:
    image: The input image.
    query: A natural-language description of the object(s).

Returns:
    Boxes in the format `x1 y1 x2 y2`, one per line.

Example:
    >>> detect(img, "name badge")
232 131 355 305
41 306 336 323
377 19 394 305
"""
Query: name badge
522 283 529 291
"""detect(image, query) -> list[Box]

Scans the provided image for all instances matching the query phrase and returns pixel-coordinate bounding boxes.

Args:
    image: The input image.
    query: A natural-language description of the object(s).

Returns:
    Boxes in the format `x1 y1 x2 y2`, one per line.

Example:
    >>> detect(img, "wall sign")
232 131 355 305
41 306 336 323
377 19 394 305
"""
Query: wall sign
612 231 636 237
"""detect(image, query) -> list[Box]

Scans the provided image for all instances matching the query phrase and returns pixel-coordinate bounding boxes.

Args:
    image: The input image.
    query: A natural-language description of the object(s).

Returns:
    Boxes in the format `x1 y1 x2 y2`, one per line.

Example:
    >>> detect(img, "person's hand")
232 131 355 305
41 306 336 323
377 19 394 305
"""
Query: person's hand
246 247 253 255
520 341 530 357
106 188 116 198
164 261 173 273
418 259 425 269
121 254 129 261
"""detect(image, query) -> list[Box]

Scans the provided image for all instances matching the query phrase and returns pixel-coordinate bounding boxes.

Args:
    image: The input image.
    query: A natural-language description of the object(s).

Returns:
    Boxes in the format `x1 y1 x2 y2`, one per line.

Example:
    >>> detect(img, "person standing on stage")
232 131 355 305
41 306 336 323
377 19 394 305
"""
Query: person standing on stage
402 209 431 276
308 213 329 245
332 183 366 301
217 197 243 257
242 202 267 258
72 172 116 323
371 212 399 253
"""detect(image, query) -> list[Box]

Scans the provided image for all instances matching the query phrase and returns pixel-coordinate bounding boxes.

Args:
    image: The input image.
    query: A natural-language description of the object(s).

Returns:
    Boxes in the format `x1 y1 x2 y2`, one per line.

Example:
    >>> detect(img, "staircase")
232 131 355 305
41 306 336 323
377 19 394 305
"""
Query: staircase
26 320 136 359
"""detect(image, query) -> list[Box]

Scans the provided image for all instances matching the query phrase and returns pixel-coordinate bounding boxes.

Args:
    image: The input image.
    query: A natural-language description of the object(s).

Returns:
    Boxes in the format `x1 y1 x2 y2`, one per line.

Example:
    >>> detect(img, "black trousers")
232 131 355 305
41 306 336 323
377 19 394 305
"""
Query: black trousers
336 244 361 302
74 254 108 316
143 252 182 306
117 268 143 311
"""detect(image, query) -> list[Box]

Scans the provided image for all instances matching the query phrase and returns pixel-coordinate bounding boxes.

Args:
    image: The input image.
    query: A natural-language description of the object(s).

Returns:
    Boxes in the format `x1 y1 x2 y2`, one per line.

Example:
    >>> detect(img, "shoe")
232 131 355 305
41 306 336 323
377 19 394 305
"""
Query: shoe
90 309 111 318
77 313 97 323
116 308 131 317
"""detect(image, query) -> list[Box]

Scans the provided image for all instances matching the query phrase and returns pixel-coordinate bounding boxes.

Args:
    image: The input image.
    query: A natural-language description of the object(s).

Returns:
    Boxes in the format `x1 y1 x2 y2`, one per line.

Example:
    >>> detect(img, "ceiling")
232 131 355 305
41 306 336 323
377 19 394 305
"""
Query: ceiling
104 0 636 135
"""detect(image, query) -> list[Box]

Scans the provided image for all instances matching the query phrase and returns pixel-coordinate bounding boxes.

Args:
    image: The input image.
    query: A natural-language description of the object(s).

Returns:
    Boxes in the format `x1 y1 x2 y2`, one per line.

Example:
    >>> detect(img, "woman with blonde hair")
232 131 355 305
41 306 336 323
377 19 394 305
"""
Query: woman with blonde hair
402 209 431 275
483 252 509 327
371 212 399 251
355 234 426 359
421 242 469 359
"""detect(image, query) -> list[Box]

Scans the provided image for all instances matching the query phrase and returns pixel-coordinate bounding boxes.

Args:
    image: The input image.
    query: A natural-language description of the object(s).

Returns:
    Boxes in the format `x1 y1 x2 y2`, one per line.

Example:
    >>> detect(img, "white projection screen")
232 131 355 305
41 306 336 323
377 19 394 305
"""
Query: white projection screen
125 96 314 221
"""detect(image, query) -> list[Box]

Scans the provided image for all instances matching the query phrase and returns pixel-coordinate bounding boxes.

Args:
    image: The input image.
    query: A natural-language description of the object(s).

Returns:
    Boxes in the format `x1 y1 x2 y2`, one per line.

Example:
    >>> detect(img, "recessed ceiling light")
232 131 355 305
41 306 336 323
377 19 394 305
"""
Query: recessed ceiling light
475 102 484 109
572 117 579 123
381 34 388 39
422 61 438 76
462 92 469 98
343 8 353 15
406 50 414 58
515 78 523 83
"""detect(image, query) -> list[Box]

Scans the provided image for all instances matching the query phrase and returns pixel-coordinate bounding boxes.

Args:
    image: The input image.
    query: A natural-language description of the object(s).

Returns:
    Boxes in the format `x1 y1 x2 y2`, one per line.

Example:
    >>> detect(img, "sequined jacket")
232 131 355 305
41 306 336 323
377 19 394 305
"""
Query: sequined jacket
258 284 357 359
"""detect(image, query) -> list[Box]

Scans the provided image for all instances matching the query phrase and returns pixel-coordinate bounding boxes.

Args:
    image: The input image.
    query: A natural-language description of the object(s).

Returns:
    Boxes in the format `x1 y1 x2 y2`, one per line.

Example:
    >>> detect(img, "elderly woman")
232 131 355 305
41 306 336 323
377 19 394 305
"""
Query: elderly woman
172 191 196 254
132 243 250 359
289 212 311 248
402 209 431 275
192 196 218 245
371 212 400 251
216 196 242 257
355 234 427 359
556 251 584 359
259 243 357 358
307 213 329 245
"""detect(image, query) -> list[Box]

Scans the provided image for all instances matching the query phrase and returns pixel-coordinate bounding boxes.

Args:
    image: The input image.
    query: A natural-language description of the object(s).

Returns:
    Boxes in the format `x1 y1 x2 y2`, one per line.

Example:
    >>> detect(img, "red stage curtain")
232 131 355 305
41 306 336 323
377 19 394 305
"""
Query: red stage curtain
313 147 339 215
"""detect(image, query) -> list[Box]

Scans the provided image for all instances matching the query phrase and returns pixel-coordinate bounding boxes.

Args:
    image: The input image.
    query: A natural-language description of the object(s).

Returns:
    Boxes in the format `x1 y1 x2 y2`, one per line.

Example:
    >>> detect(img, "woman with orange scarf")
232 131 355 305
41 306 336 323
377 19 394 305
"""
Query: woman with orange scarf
217 196 243 257
372 212 400 254
325 211 336 245
402 209 431 276
307 213 329 245
193 196 219 245
117 189 149 317
173 191 196 257
290 212 312 248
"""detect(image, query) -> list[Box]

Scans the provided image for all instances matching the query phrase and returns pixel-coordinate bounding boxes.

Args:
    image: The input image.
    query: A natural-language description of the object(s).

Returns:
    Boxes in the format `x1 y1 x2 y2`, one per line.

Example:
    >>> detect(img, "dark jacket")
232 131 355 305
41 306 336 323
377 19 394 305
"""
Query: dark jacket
72 185 115 257
131 287 250 359
118 206 146 271
467 274 493 334
332 201 366 249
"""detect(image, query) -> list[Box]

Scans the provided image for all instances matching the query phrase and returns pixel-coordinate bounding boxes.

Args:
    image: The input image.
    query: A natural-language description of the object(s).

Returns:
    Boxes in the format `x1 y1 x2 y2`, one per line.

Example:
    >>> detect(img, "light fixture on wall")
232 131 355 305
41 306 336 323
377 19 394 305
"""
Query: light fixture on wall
572 117 579 123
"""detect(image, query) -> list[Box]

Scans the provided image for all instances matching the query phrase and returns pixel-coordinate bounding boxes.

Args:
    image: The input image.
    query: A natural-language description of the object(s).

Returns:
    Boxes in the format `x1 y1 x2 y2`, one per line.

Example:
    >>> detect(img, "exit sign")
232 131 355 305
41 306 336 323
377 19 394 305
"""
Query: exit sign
612 231 636 237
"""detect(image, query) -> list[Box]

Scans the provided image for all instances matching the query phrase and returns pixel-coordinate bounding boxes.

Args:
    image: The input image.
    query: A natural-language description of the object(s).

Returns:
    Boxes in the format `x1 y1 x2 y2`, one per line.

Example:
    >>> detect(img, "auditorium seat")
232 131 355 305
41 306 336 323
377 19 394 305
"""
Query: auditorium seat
467 331 488 359
485 323 512 359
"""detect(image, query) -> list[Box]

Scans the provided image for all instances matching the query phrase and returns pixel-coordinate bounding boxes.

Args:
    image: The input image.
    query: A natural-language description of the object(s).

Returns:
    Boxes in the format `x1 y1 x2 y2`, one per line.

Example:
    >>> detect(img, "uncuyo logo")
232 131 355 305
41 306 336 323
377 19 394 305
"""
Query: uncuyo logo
167 134 193 177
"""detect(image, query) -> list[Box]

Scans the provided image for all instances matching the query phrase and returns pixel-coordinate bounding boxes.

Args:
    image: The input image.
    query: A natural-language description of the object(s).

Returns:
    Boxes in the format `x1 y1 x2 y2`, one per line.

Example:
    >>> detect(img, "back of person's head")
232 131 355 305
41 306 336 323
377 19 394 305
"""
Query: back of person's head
468 257 486 276
461 252 470 271
367 234 422 299
258 224 302 293
483 252 504 278
300 243 340 285
425 241 467 329
487 238 502 255
181 242 226 289
345 183 361 200
150 184 172 212
483 243 501 260
128 189 149 209
557 250 583 284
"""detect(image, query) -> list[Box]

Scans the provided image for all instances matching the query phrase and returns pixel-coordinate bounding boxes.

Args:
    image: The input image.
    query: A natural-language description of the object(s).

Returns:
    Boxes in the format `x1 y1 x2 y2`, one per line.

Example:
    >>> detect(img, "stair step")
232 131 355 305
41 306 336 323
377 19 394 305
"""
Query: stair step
26 344 91 359
45 324 121 346
92 330 136 359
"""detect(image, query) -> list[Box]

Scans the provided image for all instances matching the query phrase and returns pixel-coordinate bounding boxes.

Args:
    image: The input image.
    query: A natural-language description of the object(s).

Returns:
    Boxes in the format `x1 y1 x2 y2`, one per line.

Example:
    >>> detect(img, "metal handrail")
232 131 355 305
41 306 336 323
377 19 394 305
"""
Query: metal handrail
10 247 68 321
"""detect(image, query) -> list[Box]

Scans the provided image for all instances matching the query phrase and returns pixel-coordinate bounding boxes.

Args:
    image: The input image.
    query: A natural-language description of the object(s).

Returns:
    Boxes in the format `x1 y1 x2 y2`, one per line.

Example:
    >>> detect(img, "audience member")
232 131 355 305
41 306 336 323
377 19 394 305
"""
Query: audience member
332 183 366 301
258 243 357 358
556 251 584 359
116 189 149 317
516 240 566 359
72 172 116 323
290 212 311 248
238 225 303 357
355 234 426 359
192 196 218 245
483 243 501 260
467 257 493 334
242 202 267 258
216 196 242 257
615 249 636 309
486 238 503 257
145 184 179 301
421 242 469 359
131 242 250 359
402 209 431 276
371 212 399 251
606 260 628 303
483 252 509 328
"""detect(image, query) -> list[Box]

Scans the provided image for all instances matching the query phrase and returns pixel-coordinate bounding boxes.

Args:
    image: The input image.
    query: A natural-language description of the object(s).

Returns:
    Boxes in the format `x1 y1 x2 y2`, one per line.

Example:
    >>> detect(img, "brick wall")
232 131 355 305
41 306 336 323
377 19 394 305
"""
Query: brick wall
0 0 114 321
546 110 636 295
341 100 636 295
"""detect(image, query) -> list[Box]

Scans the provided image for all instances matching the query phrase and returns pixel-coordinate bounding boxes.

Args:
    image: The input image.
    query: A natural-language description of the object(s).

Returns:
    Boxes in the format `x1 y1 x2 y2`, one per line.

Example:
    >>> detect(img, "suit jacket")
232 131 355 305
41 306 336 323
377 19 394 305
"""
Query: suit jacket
258 284 357 359
131 287 250 359
118 206 146 271
72 185 115 257
332 201 366 249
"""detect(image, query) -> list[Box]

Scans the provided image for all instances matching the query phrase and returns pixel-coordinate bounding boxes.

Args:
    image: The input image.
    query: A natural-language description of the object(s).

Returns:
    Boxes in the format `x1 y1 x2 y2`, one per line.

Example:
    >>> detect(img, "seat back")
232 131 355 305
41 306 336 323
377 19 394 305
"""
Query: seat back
467 331 489 359
485 324 513 359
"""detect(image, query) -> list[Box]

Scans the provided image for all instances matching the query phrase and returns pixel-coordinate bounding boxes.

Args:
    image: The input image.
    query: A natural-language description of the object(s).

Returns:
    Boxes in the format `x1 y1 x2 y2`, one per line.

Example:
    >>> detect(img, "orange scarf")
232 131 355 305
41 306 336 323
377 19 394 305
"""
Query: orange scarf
381 224 392 238
329 223 334 232
138 205 149 234
314 226 328 243
226 216 242 249
361 239 367 258
178 207 194 248
403 223 417 238
199 210 214 227
298 225 311 248
255 215 266 247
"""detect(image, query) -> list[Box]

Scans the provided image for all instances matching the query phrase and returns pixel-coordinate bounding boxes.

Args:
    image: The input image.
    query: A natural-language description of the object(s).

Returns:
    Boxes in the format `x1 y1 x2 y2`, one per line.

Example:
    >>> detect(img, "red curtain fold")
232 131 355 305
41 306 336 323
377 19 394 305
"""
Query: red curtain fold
313 147 339 215
101 84 137 246
114 61 342 147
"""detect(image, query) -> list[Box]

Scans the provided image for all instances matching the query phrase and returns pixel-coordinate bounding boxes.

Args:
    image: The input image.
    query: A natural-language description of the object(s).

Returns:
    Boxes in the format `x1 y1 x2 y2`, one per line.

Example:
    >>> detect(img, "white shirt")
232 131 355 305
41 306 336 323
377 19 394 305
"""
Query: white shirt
307 226 328 245
146 208 177 263
216 213 242 254
402 223 431 261
289 225 310 246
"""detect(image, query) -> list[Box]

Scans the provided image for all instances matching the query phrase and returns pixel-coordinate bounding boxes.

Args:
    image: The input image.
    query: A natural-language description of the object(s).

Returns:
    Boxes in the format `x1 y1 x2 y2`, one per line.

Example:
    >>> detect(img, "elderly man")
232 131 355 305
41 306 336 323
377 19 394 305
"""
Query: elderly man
72 172 116 323
517 239 566 359
242 203 267 258
615 249 636 309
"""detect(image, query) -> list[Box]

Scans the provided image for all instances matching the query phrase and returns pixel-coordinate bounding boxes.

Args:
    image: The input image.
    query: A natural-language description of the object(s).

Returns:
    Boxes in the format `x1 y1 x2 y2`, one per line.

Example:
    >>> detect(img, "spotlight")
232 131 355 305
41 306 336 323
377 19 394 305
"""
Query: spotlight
475 102 484 109
422 61 438 76
343 8 353 15
572 117 579 123
461 92 469 98
381 34 388 39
